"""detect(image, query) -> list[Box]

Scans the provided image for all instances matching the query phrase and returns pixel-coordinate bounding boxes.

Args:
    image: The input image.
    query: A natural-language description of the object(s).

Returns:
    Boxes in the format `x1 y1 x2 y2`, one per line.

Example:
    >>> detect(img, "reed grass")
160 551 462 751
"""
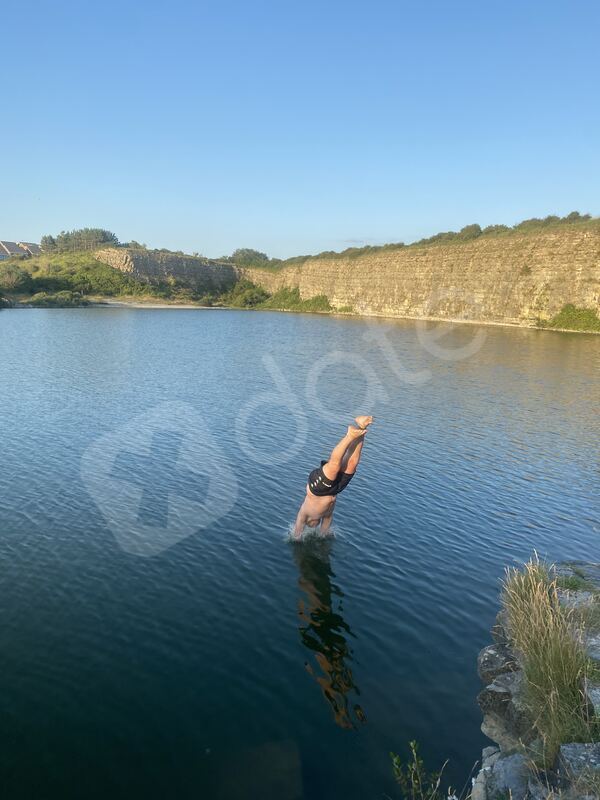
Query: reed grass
502 557 598 765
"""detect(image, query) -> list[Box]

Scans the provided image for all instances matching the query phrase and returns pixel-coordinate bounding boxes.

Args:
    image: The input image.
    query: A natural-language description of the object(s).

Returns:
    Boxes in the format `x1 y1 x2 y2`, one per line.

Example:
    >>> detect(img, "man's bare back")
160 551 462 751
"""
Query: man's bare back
294 416 373 537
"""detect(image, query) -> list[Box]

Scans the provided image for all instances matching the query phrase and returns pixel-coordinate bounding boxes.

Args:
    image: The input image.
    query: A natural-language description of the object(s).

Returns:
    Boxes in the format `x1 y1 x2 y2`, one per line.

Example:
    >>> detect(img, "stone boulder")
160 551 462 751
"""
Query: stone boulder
584 678 600 721
489 753 529 800
558 590 596 610
478 670 538 758
478 671 534 746
585 633 600 663
472 753 529 800
478 643 518 685
558 743 600 794
491 609 510 647
481 712 524 754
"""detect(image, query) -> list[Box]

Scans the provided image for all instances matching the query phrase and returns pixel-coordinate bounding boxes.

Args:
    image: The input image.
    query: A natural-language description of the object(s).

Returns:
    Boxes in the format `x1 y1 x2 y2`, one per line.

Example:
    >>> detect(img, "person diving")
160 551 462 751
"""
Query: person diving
294 416 373 538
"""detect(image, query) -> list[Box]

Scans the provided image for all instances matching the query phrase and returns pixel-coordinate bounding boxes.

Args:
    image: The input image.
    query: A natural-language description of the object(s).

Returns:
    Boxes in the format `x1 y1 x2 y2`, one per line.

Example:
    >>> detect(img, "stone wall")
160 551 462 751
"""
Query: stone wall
95 225 600 326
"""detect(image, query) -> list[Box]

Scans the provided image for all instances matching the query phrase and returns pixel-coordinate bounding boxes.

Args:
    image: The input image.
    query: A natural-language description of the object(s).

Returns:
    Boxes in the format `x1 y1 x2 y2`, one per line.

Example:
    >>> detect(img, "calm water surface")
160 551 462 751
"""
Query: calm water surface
0 308 598 799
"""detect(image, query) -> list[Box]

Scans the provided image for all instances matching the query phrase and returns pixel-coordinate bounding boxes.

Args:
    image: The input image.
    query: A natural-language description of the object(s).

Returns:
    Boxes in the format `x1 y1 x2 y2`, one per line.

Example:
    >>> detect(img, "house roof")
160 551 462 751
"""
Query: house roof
18 242 42 255
0 240 23 256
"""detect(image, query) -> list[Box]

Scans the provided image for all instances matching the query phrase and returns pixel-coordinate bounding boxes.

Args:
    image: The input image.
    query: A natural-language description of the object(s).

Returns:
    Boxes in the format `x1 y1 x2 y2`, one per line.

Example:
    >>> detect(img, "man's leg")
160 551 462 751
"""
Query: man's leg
341 437 365 475
322 426 365 480
339 416 372 475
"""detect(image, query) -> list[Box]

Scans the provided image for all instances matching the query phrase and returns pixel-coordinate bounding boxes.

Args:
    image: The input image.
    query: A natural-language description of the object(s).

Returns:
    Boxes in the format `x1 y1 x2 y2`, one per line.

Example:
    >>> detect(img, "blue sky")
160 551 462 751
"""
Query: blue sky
2 0 599 258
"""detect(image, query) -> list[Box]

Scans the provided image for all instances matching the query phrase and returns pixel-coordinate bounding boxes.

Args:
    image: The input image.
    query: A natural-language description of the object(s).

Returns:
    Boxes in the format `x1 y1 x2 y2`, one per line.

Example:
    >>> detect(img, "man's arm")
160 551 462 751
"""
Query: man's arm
319 510 334 534
294 508 307 537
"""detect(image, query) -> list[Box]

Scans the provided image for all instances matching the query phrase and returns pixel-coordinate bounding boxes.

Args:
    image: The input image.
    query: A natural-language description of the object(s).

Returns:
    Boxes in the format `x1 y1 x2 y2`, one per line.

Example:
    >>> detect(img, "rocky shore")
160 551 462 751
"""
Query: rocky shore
472 563 600 800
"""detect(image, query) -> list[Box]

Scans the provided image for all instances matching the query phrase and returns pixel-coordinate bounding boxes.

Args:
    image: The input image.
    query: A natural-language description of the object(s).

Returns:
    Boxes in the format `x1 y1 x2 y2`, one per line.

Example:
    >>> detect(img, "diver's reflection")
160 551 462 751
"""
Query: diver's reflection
291 536 366 730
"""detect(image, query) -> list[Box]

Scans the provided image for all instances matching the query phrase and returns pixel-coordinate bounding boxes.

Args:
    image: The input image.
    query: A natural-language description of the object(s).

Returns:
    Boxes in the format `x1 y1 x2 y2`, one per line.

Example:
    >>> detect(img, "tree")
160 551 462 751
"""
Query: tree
457 223 482 240
562 211 591 222
230 248 270 267
40 235 57 251
50 228 120 252
482 224 510 234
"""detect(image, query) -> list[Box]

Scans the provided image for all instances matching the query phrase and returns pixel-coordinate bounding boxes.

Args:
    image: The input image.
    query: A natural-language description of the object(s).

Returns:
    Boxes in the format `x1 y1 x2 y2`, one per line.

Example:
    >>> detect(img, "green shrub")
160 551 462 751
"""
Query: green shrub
196 294 216 306
222 279 269 307
0 263 33 293
544 304 600 332
390 741 449 800
556 574 595 592
258 286 331 312
4 250 166 299
482 224 510 235
27 291 88 308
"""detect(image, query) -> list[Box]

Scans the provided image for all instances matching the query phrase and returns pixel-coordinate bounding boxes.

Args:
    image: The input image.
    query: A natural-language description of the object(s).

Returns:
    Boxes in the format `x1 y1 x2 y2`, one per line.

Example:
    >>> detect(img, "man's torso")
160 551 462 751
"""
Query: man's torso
302 488 336 522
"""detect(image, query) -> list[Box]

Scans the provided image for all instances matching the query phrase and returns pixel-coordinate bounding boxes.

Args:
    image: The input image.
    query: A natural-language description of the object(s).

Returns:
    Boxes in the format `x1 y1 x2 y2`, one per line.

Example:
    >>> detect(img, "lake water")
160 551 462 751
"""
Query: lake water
0 308 598 799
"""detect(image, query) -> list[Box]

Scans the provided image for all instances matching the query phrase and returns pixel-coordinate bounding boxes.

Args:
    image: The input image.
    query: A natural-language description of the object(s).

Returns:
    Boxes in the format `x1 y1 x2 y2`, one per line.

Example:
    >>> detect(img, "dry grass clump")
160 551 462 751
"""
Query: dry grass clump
502 557 595 764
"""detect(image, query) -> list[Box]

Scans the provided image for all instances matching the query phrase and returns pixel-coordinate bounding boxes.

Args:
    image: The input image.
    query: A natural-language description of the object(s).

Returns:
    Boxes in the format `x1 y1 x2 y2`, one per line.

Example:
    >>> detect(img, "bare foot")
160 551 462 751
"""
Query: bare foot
354 415 373 429
347 425 367 439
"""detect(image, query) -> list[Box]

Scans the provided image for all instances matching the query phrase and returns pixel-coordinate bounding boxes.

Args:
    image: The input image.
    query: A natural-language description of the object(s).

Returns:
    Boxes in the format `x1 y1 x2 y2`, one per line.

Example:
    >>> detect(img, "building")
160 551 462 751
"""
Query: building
18 242 42 256
0 240 42 259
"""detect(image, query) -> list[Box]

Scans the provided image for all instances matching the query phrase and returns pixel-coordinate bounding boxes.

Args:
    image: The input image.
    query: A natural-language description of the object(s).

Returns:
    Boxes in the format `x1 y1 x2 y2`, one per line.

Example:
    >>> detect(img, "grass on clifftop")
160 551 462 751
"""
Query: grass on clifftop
543 304 600 333
502 558 600 765
267 212 600 269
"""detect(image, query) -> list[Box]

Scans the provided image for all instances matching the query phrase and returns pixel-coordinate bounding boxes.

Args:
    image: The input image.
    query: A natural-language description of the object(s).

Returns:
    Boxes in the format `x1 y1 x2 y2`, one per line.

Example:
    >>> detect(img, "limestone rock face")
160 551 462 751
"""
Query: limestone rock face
96 248 240 293
95 226 600 326
243 227 600 323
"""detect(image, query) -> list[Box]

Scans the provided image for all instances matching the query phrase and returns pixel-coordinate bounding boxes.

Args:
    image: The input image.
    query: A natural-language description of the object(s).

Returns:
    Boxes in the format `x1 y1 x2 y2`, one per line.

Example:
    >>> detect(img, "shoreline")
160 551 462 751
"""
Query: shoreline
5 296 598 334
87 298 600 335
90 298 215 309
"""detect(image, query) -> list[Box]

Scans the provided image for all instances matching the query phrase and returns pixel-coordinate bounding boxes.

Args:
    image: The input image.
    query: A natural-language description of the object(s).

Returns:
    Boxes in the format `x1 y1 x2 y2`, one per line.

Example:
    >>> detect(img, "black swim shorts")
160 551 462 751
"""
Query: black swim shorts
307 460 354 497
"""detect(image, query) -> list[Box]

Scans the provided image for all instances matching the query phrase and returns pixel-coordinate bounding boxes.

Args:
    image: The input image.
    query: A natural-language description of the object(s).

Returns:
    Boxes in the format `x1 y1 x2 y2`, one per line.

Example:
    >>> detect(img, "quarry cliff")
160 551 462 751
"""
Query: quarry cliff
96 223 600 327
95 248 239 293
